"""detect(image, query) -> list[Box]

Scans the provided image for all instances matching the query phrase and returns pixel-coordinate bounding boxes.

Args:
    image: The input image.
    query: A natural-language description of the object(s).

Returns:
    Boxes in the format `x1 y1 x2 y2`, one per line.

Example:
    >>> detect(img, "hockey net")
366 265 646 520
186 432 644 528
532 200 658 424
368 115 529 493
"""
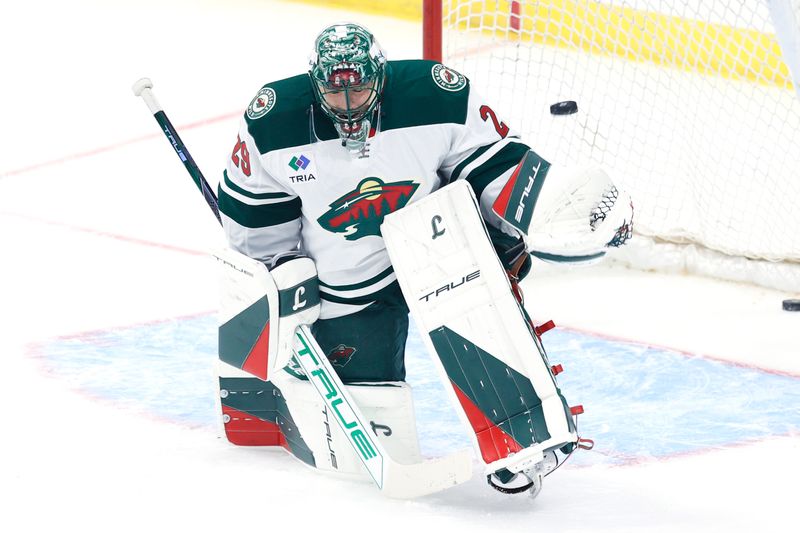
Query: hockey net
425 0 800 291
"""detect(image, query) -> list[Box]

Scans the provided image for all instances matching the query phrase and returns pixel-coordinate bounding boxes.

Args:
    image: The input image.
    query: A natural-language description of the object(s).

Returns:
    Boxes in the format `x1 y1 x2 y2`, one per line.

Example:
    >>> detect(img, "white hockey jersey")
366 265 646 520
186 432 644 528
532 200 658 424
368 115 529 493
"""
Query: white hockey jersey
220 60 531 318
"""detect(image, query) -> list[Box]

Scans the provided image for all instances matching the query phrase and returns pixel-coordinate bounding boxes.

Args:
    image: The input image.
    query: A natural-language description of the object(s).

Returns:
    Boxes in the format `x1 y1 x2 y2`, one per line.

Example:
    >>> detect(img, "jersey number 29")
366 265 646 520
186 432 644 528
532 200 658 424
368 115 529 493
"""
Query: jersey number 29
231 136 252 177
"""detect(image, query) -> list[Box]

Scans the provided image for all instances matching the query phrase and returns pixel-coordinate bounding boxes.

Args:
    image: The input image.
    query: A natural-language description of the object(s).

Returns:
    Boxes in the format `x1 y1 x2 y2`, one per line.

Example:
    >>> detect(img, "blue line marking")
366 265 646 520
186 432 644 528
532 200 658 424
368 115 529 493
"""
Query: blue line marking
36 316 800 465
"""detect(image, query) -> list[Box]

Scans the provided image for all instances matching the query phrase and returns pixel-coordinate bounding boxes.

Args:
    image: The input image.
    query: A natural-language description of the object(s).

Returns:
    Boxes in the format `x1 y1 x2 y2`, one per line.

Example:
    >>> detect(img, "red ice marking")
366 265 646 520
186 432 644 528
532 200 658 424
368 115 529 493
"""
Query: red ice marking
570 405 585 416
552 323 800 379
1 111 240 177
551 364 564 376
241 321 270 380
46 310 217 343
0 211 208 257
222 406 285 447
535 320 556 336
450 381 523 464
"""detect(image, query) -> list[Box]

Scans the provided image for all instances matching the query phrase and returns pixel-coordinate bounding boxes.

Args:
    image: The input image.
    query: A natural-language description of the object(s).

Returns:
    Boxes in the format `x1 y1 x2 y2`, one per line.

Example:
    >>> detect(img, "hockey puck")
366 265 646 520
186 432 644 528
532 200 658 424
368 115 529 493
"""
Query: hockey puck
550 100 578 115
782 299 800 311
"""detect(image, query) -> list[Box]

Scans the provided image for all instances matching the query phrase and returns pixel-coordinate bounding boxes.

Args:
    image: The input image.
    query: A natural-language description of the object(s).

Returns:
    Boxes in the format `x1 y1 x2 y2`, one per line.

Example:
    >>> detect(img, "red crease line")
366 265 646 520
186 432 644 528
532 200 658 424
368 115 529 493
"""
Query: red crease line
537 320 800 380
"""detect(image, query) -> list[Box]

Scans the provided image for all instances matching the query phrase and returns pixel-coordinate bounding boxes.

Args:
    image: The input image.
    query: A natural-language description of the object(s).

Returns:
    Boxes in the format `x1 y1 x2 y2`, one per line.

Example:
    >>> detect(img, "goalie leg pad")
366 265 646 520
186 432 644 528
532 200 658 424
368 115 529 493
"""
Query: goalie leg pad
268 371 423 476
214 247 321 382
382 180 578 474
216 362 316 467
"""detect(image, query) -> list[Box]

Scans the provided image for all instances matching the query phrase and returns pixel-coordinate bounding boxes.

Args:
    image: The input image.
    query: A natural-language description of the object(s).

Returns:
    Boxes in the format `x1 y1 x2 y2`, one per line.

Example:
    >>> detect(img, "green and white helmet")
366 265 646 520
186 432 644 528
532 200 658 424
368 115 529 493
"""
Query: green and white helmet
309 23 386 147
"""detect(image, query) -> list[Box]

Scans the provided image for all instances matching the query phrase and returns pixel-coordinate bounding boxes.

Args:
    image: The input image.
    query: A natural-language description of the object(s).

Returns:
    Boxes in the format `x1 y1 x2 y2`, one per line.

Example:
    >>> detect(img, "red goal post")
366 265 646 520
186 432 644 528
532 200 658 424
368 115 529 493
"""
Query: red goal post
423 0 442 62
424 0 525 61
422 0 800 292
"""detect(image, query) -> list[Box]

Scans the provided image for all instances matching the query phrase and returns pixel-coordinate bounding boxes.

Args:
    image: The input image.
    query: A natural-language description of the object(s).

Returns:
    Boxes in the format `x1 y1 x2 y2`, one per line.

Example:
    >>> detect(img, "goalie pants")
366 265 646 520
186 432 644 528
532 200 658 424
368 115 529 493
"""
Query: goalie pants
312 281 409 383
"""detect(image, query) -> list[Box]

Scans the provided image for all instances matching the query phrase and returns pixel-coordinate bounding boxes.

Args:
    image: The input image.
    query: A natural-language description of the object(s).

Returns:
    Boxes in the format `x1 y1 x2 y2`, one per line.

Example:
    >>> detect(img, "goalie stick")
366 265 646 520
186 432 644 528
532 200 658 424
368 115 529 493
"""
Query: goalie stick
132 78 220 224
132 78 473 498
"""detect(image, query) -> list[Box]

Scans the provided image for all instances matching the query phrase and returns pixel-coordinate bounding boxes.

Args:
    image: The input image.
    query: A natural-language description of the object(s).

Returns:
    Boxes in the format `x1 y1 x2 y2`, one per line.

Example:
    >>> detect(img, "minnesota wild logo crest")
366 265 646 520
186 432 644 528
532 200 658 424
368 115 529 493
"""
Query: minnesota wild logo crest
317 177 419 240
328 344 356 368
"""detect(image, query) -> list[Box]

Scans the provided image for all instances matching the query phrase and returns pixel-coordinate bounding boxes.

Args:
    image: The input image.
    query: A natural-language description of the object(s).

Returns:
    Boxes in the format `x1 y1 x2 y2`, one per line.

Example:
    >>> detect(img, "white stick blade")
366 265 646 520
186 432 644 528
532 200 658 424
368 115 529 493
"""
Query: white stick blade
382 448 474 499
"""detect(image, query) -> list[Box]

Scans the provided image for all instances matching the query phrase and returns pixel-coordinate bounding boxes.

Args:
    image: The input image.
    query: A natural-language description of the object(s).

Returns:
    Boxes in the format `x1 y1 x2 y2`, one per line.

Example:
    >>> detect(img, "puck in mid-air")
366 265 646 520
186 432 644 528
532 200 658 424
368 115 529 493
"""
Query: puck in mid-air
550 100 578 115
782 299 800 311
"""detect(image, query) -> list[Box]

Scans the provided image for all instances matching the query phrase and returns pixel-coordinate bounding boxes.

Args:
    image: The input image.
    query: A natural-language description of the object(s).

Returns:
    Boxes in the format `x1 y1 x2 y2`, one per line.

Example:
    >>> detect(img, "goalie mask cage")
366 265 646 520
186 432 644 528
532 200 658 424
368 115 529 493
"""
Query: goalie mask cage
423 0 800 292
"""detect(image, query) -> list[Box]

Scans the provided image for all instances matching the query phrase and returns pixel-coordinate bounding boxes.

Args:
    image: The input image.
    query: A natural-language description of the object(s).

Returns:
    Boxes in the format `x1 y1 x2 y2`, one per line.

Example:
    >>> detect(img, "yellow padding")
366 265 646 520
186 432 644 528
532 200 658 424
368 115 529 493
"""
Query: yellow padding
288 0 422 21
290 0 791 87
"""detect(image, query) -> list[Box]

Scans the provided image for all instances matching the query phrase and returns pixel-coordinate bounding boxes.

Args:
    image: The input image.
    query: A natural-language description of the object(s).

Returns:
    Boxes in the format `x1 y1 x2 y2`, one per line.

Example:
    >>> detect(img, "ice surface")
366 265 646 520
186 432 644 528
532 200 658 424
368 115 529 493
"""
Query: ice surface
1 1 797 532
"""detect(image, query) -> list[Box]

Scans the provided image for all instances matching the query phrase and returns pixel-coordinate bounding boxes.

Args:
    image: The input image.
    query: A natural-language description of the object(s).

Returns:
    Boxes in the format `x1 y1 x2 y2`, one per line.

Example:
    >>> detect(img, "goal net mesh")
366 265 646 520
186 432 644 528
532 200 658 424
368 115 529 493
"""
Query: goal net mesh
438 0 800 290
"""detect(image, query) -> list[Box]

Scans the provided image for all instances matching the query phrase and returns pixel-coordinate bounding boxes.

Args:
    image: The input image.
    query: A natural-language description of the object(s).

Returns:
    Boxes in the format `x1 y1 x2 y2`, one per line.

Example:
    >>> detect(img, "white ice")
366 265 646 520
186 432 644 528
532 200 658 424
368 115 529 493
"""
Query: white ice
1 1 797 531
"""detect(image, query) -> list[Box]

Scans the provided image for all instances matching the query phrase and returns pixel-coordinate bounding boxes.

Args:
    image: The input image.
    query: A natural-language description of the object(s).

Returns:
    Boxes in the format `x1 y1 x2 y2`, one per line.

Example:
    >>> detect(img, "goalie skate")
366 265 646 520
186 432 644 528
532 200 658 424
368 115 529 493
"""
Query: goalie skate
487 450 559 499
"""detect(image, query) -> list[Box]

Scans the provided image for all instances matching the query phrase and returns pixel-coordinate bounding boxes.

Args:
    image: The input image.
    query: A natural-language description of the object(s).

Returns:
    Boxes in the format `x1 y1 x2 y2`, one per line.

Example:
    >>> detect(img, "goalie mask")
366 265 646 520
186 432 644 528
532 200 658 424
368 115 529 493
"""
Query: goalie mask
309 23 386 151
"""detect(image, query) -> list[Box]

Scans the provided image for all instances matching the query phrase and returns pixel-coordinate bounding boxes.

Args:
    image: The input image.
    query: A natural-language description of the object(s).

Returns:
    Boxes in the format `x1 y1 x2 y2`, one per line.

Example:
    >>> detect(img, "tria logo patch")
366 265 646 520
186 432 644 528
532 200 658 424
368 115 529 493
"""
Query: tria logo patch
317 177 419 240
289 155 310 171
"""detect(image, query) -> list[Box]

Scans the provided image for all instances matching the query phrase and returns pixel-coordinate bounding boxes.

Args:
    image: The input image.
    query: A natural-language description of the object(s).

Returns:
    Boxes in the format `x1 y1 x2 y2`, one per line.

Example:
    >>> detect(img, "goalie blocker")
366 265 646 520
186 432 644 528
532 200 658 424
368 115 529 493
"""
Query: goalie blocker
382 179 583 497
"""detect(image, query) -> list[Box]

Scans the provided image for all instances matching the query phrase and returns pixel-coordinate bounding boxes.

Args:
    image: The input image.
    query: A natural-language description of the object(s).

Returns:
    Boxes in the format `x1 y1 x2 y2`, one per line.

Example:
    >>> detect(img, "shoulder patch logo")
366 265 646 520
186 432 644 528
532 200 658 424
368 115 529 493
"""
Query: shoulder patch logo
432 64 467 92
317 177 419 240
247 87 277 120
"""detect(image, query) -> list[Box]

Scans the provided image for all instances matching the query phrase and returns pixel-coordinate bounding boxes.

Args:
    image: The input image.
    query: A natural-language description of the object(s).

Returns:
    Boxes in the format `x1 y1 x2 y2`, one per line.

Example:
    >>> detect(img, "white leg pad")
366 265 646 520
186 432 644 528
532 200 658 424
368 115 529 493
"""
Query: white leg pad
382 180 578 474
271 371 423 476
